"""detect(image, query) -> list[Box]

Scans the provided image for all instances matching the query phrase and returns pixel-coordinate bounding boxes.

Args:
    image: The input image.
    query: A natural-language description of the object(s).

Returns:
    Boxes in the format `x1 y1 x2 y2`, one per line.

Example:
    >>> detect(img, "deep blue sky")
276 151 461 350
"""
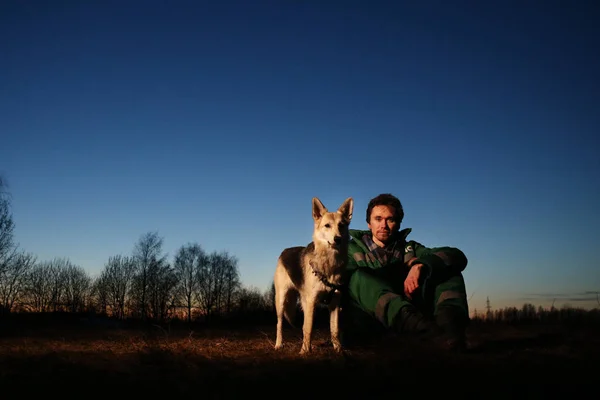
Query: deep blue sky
1 0 599 313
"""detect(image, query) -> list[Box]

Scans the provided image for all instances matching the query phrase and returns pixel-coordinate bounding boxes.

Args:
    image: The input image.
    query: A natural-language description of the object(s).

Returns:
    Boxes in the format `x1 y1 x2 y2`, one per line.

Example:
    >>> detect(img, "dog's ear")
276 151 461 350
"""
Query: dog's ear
312 197 327 221
338 197 353 223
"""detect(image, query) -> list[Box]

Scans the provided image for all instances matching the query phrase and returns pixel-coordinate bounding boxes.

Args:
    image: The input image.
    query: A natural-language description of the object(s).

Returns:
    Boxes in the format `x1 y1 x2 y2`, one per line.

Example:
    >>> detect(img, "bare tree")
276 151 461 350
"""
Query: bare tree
90 275 109 315
63 262 92 313
263 280 275 312
27 262 55 312
194 250 241 320
23 257 76 312
132 232 166 320
173 243 206 323
196 251 219 321
131 231 168 321
236 285 268 313
0 251 36 314
146 258 177 322
0 176 16 276
47 258 71 311
99 255 136 319
222 252 241 315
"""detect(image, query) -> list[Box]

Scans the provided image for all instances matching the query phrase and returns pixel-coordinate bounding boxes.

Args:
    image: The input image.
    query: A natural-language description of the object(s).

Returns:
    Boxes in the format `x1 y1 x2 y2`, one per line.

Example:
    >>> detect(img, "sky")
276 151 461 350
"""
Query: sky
1 0 599 314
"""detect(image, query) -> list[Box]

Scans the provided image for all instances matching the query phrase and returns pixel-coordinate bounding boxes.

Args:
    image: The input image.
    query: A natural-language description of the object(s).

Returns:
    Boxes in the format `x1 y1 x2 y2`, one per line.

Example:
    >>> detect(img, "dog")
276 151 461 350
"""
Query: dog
274 196 353 354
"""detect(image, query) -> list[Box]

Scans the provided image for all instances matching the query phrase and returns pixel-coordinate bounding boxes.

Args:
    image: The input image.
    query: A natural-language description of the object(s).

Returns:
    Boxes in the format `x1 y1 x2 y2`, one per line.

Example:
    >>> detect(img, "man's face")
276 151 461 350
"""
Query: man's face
367 205 399 246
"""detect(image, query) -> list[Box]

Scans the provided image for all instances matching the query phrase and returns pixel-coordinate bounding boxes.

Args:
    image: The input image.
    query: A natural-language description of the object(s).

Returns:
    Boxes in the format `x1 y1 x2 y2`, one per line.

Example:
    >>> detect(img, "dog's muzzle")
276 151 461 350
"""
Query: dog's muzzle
329 236 343 249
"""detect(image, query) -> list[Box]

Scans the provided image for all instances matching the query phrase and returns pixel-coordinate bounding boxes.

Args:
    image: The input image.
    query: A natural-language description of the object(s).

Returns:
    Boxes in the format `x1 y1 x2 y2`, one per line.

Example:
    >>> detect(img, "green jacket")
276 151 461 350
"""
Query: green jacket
347 228 468 280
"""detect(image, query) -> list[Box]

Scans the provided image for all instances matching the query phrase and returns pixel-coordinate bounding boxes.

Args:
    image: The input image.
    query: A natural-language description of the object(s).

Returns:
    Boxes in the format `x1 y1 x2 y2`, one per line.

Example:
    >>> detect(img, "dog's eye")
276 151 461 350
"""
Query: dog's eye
324 223 331 228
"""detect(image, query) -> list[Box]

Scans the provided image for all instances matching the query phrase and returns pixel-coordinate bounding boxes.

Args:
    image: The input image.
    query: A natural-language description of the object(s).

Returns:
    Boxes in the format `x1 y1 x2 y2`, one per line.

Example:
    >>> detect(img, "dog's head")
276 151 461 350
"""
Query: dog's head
311 197 354 250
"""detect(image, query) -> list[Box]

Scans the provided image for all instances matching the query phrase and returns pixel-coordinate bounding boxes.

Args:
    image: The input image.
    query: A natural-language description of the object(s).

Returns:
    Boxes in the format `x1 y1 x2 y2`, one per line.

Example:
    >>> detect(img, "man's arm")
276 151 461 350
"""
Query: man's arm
409 241 468 279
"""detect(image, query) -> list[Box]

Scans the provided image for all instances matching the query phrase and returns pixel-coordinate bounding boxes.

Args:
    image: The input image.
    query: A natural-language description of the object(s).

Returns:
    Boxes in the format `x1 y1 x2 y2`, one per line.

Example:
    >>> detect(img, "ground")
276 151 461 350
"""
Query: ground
1 318 598 399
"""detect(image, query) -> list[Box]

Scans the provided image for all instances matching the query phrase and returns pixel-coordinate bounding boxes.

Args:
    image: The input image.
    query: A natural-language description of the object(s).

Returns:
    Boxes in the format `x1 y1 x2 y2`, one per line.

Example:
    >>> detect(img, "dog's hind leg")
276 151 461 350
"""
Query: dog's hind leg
283 290 298 328
274 286 287 349
275 285 298 349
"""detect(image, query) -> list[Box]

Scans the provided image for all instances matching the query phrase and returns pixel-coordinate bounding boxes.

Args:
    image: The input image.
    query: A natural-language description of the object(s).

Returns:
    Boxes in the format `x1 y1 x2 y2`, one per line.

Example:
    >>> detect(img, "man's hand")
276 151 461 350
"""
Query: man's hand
404 261 424 300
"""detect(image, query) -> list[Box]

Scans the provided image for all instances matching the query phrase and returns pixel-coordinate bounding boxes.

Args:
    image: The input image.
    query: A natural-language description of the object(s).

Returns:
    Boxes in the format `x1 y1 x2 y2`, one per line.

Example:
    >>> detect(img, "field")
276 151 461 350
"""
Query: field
1 316 599 399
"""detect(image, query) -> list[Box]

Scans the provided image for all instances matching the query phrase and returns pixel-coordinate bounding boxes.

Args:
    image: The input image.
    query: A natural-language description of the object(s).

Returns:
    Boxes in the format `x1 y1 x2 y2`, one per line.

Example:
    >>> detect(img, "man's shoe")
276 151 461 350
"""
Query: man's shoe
394 305 439 335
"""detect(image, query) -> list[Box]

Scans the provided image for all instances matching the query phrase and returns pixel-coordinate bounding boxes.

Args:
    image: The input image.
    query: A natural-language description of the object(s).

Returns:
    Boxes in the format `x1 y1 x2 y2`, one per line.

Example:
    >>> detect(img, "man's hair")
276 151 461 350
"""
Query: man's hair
366 193 404 224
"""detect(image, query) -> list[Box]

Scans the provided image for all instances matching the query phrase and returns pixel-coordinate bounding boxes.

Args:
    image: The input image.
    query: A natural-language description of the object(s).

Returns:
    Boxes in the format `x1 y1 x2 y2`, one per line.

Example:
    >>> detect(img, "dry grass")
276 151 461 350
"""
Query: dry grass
1 321 599 398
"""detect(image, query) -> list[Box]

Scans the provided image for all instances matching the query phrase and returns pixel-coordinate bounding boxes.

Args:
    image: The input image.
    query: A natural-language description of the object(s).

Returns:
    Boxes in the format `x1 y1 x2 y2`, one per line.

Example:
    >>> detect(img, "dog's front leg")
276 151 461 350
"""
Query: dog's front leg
300 297 316 355
329 292 342 352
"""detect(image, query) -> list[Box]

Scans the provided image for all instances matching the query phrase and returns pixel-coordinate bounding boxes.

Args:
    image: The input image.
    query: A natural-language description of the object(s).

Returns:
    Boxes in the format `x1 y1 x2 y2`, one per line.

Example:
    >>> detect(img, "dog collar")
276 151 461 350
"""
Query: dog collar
309 261 345 292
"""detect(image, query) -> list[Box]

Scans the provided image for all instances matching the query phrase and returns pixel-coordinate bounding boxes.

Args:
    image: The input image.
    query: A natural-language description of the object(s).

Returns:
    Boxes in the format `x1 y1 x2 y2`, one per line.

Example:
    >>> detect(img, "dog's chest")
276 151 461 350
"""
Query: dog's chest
304 261 343 304
307 258 341 283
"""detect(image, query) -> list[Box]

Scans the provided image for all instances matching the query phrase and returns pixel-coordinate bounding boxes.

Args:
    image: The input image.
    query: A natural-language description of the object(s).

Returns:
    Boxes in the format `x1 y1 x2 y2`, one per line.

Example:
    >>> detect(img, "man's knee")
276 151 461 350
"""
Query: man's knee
432 273 468 309
347 269 413 328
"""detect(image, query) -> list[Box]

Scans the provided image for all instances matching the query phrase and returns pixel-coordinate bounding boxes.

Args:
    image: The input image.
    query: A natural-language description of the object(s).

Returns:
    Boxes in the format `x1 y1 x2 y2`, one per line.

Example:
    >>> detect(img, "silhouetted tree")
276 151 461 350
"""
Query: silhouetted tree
264 281 275 312
221 251 241 315
26 261 55 312
90 274 109 315
0 251 36 314
48 258 72 311
197 251 218 321
173 243 206 323
99 255 136 319
236 285 268 313
131 231 168 321
211 252 227 316
63 262 92 313
0 175 16 279
146 257 177 322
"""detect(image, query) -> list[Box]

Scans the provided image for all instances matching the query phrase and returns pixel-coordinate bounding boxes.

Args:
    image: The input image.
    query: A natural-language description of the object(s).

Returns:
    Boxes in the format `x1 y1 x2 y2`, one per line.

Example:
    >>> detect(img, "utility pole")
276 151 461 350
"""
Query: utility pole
486 296 492 320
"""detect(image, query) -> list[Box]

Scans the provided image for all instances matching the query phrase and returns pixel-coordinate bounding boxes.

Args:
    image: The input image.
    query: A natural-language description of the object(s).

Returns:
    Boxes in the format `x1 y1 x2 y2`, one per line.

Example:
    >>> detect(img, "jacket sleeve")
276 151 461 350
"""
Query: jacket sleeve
412 241 468 278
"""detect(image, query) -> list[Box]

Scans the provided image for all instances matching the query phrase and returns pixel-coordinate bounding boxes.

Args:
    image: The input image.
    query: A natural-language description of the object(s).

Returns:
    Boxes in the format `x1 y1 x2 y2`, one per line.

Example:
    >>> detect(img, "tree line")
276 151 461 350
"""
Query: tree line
0 176 275 324
471 300 600 326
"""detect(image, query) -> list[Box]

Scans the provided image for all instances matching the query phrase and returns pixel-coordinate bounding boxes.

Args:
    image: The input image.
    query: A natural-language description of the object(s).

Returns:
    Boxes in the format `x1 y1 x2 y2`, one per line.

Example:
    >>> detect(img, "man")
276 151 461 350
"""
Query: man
342 193 470 351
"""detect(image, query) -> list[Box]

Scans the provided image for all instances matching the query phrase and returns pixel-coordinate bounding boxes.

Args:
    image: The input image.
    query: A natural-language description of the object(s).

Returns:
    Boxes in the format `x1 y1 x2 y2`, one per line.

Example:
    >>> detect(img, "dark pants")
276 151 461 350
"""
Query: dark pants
341 265 469 340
